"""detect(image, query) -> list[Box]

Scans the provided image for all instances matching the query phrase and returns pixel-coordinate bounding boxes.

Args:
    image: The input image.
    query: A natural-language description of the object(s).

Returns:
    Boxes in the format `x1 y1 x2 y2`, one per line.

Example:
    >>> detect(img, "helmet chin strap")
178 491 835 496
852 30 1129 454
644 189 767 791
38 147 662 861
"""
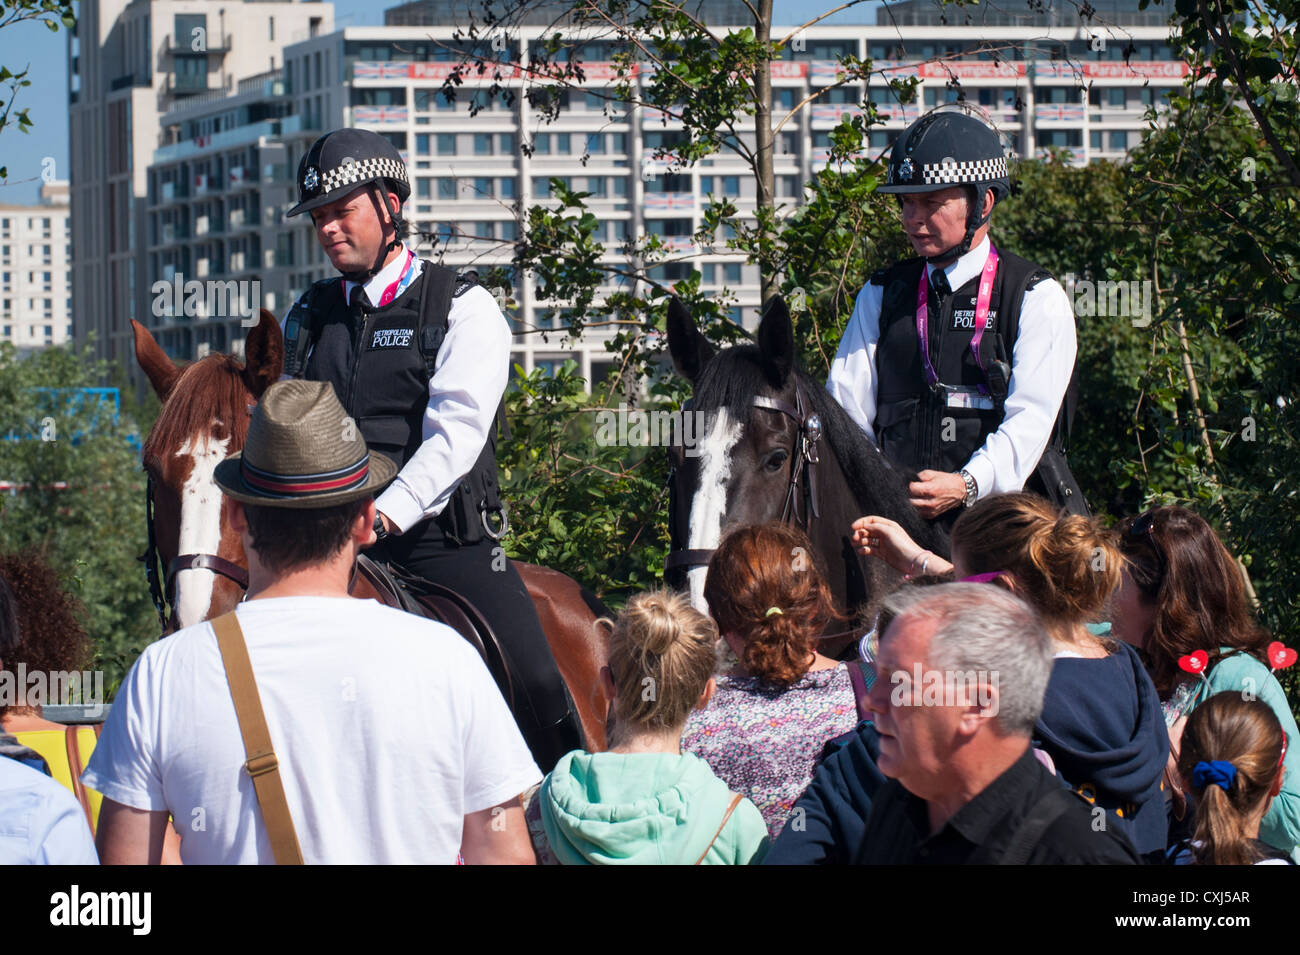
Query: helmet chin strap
340 184 403 284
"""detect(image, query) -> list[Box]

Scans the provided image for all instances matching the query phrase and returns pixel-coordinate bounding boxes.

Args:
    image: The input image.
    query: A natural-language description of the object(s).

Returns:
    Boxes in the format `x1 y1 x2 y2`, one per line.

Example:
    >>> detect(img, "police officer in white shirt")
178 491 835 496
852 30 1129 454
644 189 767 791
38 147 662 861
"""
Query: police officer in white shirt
280 128 582 771
827 104 1087 525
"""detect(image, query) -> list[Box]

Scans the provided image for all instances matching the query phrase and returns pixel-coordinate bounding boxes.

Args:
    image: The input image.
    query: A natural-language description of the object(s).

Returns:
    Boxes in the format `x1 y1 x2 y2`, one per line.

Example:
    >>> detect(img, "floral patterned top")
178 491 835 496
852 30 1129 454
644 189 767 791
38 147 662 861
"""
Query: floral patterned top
681 663 860 838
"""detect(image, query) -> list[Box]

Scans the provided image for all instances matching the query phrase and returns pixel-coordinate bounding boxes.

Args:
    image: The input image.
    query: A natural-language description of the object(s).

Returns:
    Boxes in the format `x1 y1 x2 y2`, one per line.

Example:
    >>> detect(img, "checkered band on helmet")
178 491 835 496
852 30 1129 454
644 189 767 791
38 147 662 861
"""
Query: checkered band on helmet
919 156 1008 186
311 157 407 198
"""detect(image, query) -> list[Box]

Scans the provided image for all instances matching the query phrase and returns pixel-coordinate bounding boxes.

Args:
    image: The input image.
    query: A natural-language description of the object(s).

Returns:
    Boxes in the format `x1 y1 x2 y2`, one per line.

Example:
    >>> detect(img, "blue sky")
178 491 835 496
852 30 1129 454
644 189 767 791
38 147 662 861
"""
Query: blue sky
0 0 881 205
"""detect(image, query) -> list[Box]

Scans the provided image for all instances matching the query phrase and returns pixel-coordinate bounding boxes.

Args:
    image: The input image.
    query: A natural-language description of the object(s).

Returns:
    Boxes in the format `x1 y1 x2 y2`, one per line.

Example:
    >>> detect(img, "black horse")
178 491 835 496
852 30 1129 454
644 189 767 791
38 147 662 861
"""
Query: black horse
665 295 949 656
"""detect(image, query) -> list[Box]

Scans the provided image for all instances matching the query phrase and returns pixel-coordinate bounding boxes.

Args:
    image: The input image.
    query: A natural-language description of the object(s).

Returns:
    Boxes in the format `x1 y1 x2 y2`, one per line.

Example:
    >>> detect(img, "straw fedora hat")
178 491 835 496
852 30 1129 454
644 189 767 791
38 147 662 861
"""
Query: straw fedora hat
214 380 397 509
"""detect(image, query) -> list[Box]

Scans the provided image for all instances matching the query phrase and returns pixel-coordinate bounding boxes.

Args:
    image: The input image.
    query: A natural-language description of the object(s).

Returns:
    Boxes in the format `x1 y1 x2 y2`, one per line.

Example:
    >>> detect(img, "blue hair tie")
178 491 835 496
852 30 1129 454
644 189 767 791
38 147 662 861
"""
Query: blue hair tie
1192 760 1237 792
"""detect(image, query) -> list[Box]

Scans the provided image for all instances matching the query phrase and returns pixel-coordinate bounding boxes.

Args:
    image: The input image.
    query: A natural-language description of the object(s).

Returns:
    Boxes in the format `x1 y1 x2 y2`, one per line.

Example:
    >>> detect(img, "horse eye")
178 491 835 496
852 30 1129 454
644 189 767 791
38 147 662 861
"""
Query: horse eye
764 448 789 472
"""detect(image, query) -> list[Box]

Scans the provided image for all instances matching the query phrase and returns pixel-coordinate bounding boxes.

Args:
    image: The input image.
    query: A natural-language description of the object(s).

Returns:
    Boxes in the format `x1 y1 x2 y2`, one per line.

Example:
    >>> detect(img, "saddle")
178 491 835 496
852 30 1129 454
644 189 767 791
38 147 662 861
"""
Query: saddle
351 554 517 712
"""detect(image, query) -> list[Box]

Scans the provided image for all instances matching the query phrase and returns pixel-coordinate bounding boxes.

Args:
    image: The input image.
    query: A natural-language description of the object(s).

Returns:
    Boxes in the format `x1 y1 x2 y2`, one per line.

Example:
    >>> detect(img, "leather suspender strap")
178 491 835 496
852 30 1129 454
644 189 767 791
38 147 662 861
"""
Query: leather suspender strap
211 612 305 865
694 792 745 865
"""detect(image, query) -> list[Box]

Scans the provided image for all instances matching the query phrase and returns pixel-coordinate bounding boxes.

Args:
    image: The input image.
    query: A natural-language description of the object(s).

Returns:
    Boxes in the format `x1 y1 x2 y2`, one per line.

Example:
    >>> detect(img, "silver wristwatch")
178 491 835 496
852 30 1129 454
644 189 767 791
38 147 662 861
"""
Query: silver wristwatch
960 469 978 508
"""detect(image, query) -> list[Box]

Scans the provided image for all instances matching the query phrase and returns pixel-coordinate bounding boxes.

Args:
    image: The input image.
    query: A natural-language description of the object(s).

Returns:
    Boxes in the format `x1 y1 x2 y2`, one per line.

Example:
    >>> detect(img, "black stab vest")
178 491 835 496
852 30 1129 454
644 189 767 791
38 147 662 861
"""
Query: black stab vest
285 261 503 544
872 249 1072 478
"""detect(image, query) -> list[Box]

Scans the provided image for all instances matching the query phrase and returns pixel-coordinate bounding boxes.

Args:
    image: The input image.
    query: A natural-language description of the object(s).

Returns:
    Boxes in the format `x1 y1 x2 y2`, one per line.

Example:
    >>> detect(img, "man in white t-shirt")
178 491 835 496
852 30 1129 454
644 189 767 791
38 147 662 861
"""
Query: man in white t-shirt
84 380 541 864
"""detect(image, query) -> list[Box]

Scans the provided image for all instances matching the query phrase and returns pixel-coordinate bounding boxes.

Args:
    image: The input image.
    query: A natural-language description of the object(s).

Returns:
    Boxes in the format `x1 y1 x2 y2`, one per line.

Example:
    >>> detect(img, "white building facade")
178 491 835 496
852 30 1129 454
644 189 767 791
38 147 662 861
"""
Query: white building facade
0 181 72 350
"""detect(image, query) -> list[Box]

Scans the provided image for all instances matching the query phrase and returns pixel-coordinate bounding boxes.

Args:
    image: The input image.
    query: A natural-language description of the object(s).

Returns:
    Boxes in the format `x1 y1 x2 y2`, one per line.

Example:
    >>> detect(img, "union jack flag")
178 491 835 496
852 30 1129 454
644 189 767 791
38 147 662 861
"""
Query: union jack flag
811 60 846 82
354 62 409 80
353 106 409 124
645 193 694 210
1036 104 1085 122
812 104 859 123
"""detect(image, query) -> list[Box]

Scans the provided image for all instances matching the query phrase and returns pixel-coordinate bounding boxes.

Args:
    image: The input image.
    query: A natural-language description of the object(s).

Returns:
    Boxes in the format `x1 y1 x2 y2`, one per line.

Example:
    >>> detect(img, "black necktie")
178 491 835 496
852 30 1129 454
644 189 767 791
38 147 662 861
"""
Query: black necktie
930 268 951 302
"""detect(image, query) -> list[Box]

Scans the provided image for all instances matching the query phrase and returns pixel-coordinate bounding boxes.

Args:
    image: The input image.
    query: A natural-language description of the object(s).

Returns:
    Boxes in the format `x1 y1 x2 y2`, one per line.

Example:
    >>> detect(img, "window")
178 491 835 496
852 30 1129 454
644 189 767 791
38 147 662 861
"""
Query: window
499 177 517 199
416 133 430 154
474 133 493 156
499 133 515 154
699 263 716 284
500 220 517 241
777 175 799 198
436 134 456 156
1109 130 1128 151
612 178 628 198
608 220 629 241
473 221 494 239
773 88 796 111
417 178 432 199
473 177 493 198
433 223 456 245
534 133 551 155
722 176 740 196
586 177 607 198
585 134 605 155
1107 87 1126 108
437 178 457 199
924 87 961 107
1090 131 1103 150
610 133 626 153
585 91 605 111
779 132 798 155
557 133 571 154
724 263 742 284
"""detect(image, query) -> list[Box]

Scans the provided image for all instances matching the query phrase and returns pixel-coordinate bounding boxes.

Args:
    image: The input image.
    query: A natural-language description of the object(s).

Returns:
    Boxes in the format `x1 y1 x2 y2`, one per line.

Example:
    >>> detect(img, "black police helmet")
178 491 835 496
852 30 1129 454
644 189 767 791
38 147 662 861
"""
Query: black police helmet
878 103 1011 204
286 128 410 219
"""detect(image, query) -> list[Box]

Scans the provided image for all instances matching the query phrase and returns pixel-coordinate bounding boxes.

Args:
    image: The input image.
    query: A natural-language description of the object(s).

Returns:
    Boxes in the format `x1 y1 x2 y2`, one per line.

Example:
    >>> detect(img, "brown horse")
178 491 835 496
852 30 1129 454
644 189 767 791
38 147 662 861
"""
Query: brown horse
132 311 610 750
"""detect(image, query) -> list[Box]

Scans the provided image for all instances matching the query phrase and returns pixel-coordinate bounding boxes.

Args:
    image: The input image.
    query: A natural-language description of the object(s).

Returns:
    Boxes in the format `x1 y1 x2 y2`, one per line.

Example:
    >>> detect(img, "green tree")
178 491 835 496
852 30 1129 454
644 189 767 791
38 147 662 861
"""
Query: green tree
0 342 158 693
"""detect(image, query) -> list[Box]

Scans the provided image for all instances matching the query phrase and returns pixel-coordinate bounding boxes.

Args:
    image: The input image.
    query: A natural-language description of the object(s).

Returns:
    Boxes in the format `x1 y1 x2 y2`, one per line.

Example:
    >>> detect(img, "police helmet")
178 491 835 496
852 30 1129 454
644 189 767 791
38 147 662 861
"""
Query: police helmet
286 128 410 219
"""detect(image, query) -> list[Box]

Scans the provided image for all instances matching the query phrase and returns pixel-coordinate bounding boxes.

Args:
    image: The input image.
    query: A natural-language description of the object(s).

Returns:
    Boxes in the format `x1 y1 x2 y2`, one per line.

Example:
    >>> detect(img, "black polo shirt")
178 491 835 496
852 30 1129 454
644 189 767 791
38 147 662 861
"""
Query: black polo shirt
853 748 1142 864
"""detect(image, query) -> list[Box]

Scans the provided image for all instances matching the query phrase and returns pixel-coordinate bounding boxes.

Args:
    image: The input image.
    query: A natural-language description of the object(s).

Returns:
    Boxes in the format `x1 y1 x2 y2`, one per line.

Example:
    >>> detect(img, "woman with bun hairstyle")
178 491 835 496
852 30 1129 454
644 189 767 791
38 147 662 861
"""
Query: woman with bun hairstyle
523 590 769 865
681 523 861 837
1111 506 1300 856
1171 693 1293 865
852 493 1170 858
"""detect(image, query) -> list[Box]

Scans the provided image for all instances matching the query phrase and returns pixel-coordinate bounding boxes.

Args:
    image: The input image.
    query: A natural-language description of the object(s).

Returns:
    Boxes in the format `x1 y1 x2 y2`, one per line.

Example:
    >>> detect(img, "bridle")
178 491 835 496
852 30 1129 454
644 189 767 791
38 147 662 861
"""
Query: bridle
140 400 257 632
141 473 250 633
664 376 823 576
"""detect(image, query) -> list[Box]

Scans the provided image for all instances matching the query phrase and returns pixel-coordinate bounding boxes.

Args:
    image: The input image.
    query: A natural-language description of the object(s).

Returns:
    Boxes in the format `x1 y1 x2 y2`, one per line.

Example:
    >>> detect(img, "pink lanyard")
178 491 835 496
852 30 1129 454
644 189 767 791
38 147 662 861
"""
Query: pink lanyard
340 249 415 308
915 244 999 391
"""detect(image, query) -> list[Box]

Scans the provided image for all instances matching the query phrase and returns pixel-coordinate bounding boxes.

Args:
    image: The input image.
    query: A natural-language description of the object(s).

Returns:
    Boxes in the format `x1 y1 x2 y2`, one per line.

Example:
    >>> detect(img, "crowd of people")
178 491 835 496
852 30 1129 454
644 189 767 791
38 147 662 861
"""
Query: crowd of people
1 392 1294 865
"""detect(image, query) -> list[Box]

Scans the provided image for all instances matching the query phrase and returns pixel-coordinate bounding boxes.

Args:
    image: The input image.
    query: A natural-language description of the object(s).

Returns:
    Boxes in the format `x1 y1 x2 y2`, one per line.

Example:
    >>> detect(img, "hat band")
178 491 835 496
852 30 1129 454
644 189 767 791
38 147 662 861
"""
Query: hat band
240 454 371 499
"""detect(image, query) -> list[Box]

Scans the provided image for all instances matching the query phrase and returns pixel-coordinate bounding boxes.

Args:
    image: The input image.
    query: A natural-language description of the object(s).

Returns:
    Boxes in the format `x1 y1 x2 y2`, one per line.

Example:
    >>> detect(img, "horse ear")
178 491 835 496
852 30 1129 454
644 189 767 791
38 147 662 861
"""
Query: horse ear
241 309 284 398
666 296 714 383
757 295 795 387
132 319 181 401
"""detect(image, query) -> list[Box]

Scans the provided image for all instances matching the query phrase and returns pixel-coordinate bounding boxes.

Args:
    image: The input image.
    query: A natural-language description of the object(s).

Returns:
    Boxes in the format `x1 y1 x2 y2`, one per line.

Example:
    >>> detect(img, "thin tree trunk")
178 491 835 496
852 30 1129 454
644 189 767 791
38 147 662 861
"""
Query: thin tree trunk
754 0 777 305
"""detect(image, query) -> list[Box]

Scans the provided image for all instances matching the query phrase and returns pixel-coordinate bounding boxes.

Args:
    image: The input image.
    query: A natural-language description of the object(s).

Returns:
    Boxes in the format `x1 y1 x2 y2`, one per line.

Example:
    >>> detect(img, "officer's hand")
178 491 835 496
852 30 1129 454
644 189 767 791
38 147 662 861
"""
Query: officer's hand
908 470 965 518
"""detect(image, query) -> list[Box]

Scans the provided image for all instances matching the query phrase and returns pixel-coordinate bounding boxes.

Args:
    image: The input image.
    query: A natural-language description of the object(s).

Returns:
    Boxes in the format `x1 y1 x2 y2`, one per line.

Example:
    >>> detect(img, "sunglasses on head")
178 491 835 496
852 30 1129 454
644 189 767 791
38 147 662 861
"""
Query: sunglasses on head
1128 509 1168 584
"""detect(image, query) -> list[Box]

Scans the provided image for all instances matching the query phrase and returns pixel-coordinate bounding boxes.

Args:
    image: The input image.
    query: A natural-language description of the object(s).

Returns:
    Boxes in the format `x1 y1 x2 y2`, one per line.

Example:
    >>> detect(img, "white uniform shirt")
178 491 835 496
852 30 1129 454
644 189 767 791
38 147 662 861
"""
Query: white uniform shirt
280 244 512 532
82 597 541 865
825 236 1077 499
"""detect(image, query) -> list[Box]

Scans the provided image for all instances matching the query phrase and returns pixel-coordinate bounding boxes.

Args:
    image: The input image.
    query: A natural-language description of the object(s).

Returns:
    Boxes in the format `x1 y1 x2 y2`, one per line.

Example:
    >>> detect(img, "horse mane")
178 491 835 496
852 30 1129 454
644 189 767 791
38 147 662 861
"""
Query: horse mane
692 345 945 552
143 355 252 462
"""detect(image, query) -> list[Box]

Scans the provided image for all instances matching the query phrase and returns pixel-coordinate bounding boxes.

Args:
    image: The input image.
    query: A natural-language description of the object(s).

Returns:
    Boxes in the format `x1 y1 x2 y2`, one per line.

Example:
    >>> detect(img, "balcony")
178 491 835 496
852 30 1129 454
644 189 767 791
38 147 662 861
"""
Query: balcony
165 32 231 55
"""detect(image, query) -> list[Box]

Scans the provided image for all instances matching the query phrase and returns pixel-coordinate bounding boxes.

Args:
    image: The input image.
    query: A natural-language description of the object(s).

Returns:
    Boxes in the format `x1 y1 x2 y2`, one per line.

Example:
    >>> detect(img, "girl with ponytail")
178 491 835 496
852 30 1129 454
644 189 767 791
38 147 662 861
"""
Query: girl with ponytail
681 523 862 838
523 590 768 865
1172 693 1292 865
852 492 1170 859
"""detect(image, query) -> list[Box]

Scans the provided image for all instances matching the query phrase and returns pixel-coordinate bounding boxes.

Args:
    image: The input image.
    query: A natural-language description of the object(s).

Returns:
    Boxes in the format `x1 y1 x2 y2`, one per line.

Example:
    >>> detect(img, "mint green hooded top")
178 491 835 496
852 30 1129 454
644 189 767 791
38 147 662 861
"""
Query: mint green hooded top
537 751 770 865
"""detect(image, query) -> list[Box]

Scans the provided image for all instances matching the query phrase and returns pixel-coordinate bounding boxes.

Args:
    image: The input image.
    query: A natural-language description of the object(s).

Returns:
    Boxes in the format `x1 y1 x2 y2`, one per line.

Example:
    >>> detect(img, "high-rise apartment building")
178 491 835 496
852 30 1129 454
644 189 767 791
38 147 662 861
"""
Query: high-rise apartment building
69 0 332 367
0 181 72 351
130 0 1185 384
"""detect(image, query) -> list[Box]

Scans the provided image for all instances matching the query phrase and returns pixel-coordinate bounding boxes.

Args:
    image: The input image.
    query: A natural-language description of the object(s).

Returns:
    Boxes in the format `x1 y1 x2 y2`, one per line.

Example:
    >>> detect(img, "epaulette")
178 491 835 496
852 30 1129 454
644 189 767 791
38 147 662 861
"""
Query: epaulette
453 270 479 298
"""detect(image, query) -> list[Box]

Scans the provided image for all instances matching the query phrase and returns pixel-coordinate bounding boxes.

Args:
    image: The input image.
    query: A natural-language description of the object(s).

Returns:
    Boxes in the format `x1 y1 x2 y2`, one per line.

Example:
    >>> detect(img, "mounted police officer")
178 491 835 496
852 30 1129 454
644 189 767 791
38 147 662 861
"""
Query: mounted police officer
828 103 1087 526
280 128 582 772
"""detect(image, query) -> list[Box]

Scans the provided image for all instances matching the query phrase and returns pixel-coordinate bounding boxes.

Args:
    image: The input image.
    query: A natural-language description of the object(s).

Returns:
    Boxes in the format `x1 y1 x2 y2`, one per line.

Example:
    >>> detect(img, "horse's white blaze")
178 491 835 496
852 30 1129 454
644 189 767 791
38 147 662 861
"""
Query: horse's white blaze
686 408 743 614
174 432 230 629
